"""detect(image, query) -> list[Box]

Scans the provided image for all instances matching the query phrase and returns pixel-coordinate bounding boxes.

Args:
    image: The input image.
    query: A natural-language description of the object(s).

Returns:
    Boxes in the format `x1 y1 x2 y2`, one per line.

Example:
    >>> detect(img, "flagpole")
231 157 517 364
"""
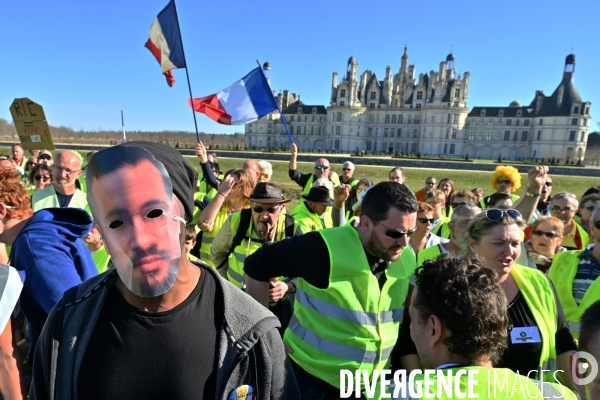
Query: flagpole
257 61 294 145
121 110 127 143
171 0 201 143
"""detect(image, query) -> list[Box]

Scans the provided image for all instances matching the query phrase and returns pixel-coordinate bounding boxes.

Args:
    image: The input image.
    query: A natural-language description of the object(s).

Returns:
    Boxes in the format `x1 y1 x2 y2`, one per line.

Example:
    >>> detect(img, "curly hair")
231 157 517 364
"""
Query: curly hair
490 165 521 192
413 254 509 365
0 169 34 220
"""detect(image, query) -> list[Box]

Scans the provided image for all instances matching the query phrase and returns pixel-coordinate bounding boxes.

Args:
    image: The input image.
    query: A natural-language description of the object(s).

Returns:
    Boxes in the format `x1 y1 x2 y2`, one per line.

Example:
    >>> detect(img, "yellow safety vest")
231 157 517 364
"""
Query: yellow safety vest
511 264 558 381
290 202 332 233
432 216 451 238
284 225 416 391
416 243 444 267
549 250 600 339
408 366 576 399
32 185 89 213
199 207 230 267
91 246 111 274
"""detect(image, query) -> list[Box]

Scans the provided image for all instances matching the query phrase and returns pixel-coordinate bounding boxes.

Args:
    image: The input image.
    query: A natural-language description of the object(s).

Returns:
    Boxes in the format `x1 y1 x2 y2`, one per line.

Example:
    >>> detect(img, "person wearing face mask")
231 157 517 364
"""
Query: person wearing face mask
517 216 566 273
288 143 340 207
211 182 302 333
29 142 300 400
549 205 600 340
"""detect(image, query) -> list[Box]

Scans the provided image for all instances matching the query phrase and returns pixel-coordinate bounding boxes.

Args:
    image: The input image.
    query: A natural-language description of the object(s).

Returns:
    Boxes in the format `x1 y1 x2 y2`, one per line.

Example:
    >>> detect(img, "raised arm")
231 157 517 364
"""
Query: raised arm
513 166 548 223
197 175 235 233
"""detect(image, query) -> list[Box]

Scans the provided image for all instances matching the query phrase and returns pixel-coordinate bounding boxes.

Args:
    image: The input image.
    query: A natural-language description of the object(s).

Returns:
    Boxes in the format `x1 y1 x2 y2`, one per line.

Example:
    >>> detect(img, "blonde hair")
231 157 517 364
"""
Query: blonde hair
490 166 521 192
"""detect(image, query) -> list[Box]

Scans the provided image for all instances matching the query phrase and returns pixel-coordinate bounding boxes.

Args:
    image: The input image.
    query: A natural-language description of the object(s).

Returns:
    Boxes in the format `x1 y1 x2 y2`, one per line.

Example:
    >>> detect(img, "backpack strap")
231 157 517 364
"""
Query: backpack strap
284 214 296 238
216 208 252 270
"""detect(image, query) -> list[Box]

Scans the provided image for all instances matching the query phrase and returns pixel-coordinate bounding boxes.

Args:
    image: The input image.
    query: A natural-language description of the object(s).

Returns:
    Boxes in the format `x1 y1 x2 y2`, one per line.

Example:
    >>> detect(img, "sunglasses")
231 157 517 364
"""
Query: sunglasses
481 209 523 223
342 168 352 171
497 179 512 185
531 230 561 239
417 218 434 224
594 221 600 230
551 206 575 214
373 220 417 239
545 181 553 187
252 205 281 214
426 181 435 185
315 165 329 170
34 175 50 181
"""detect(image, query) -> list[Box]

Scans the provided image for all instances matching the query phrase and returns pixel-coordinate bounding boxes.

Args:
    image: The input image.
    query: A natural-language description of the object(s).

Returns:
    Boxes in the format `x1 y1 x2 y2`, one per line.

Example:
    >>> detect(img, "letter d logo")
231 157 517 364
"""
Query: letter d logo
571 351 599 386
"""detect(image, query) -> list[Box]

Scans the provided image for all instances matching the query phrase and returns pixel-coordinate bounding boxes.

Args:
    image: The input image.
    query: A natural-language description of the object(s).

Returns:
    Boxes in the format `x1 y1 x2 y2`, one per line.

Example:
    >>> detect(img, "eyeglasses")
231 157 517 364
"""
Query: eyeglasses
481 209 523 223
497 180 512 185
342 168 352 171
38 156 52 160
373 220 417 239
426 181 435 185
531 230 561 239
54 166 81 176
417 218 434 224
551 206 575 214
545 181 553 187
34 175 50 181
451 202 467 209
594 221 600 230
315 165 329 170
252 205 281 214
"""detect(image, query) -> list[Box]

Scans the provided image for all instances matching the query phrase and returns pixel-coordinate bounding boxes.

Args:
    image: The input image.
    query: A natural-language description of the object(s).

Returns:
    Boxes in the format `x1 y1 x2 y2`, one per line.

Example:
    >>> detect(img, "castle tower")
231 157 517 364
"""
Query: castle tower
262 62 271 85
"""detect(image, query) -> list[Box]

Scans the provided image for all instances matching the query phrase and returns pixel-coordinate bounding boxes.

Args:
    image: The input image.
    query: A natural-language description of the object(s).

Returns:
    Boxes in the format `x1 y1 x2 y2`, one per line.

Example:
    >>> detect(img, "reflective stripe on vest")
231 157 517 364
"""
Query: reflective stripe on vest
511 264 558 382
91 246 111 274
549 249 600 339
199 207 229 267
285 225 415 390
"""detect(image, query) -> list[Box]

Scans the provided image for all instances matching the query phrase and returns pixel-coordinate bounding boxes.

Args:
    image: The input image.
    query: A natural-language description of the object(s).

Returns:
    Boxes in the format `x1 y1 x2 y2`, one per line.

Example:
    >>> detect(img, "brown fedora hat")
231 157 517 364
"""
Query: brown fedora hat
246 182 292 204
301 186 333 207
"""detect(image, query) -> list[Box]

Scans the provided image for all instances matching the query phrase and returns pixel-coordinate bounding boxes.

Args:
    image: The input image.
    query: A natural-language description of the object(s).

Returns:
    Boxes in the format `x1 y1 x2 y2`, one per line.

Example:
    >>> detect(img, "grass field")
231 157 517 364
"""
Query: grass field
4 146 596 211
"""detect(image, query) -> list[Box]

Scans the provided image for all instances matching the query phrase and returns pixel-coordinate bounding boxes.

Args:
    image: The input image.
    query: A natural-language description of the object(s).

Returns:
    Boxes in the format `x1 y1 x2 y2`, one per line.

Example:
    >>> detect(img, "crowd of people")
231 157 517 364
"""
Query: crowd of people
0 140 599 399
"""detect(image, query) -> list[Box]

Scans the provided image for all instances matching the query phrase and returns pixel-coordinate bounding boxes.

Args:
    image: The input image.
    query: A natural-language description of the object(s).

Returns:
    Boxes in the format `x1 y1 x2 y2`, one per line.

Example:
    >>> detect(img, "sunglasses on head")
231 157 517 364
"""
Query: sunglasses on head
417 218 434 224
373 219 417 239
315 165 329 170
252 205 281 214
497 179 512 185
482 208 523 222
531 230 561 239
34 175 50 181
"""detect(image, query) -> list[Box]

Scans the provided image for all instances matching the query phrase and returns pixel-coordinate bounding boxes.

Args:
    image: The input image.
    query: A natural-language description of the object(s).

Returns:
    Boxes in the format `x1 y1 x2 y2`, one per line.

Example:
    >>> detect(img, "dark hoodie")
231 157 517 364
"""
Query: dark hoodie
10 207 97 350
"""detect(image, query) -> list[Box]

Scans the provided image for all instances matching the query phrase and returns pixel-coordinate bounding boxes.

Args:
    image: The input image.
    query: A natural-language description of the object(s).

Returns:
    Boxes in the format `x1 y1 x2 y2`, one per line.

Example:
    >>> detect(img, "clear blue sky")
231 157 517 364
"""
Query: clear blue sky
1 0 598 135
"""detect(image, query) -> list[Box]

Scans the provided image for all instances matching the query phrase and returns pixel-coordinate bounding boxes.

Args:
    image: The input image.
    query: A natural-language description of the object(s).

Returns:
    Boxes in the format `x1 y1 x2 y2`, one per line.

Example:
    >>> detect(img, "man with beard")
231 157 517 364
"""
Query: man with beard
29 142 299 400
32 151 88 211
245 182 418 399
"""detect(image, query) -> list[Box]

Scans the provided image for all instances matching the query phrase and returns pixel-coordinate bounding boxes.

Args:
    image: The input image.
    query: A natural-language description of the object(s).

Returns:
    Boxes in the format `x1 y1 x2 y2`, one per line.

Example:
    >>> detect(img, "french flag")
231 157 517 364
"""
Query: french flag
189 67 279 125
145 0 186 87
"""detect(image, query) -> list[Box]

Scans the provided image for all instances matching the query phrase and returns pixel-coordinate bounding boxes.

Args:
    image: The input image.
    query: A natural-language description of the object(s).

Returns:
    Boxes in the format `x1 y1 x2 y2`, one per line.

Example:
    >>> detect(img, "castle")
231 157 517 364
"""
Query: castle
244 50 591 161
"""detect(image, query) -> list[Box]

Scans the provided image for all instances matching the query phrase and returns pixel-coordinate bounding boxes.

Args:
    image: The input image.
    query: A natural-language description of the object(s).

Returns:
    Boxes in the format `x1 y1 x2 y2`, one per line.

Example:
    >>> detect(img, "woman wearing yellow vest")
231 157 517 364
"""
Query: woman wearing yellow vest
465 209 577 390
196 169 253 267
549 205 600 340
27 164 53 196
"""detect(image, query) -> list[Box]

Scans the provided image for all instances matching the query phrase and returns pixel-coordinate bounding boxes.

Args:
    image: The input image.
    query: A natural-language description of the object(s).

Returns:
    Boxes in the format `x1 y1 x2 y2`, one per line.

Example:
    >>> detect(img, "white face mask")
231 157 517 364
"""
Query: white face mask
89 147 186 297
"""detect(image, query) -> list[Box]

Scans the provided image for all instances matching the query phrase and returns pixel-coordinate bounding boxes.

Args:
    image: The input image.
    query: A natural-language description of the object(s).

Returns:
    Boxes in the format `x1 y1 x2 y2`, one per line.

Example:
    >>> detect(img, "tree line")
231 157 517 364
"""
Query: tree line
0 118 245 149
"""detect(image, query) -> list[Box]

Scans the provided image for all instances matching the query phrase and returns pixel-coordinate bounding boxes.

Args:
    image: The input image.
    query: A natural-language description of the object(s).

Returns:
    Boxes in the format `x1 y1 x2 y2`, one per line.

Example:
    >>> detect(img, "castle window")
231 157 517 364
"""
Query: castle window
391 115 397 124
495 131 500 141
445 128 449 139
443 143 448 154
389 129 395 138
569 131 576 141
334 139 340 150
337 112 342 122
453 114 459 124
370 92 376 100
497 119 502 126
454 89 460 97
304 126 308 135
339 101 345 106
506 119 512 126
340 89 346 98
539 119 543 125
452 129 457 139
368 115 374 124
468 130 474 140
305 116 308 122
521 131 528 141
366 141 372 151
312 115 316 122
417 91 423 100
296 126 301 135
480 109 486 117
537 131 541 140
488 119 494 126
447 114 451 123
416 103 421 109
311 126 315 135
513 131 518 141
370 103 375 109
320 116 325 122
336 126 341 135
367 128 373 136
524 119 530 126
573 106 579 114
450 144 455 154
298 108 302 114
515 119 520 126
571 118 578 126
385 114 390 124
581 131 585 141
486 131 492 140
516 110 522 117
478 130 483 140
384 128 389 137
290 116 294 122
504 131 510 141
312 108 317 114
318 126 322 135
499 110 504 117
399 115 403 124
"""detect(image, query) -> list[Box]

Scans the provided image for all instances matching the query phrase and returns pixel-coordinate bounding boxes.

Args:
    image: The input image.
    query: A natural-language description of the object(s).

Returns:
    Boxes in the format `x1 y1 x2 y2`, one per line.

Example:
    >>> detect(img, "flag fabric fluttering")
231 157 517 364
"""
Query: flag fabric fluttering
145 0 186 87
189 67 279 125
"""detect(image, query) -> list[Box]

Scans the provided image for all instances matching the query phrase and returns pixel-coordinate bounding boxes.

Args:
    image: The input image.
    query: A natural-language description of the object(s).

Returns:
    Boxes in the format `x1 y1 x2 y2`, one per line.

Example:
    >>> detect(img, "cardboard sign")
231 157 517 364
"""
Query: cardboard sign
9 98 55 150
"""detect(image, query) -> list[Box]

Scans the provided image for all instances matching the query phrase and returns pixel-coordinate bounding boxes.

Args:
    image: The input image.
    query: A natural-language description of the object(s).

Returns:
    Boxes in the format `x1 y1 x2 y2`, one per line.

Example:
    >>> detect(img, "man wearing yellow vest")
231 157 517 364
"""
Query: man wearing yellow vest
291 185 334 233
549 205 600 339
549 192 589 250
32 151 88 212
245 182 418 399
425 190 450 238
211 182 302 332
83 223 111 274
288 143 340 202
393 253 576 399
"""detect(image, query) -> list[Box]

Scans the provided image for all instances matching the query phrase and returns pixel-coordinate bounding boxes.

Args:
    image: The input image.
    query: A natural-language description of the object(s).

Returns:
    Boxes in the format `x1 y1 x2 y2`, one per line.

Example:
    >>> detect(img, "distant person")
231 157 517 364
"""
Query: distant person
548 192 588 250
472 187 484 203
389 167 406 184
480 165 521 208
32 151 88 211
11 144 26 171
413 176 436 202
27 164 53 195
340 161 357 187
288 143 339 205
258 160 273 182
437 178 454 217
37 150 52 165
488 192 514 208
